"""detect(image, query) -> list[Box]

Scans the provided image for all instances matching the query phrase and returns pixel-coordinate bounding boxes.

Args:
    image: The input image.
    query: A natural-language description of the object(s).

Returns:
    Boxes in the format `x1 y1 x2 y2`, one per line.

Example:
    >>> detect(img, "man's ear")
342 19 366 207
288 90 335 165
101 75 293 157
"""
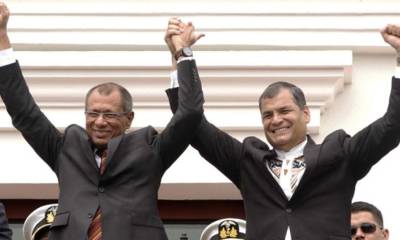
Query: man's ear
383 228 389 240
303 105 311 124
126 111 134 128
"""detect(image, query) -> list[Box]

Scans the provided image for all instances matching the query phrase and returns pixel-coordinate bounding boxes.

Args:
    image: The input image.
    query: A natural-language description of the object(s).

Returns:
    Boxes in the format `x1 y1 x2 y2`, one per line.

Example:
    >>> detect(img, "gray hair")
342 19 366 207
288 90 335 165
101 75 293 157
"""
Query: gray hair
85 82 133 112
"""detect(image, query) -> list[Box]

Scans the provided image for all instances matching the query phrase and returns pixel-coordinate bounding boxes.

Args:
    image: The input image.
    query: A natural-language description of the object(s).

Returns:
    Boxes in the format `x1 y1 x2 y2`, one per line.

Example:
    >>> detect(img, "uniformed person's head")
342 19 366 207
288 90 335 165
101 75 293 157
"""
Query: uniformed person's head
23 204 58 240
200 218 246 240
351 201 389 240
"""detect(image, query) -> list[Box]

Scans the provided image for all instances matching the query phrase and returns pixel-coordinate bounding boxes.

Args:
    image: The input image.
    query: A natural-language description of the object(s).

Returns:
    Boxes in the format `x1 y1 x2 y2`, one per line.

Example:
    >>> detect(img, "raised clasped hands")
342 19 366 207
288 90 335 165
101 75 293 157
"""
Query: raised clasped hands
164 17 205 57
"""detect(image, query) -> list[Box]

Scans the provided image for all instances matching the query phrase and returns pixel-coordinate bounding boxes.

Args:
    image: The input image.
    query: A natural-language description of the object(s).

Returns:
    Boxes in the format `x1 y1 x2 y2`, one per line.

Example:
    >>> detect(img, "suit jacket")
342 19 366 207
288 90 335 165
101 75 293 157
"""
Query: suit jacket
0 60 203 240
0 203 12 240
166 77 400 240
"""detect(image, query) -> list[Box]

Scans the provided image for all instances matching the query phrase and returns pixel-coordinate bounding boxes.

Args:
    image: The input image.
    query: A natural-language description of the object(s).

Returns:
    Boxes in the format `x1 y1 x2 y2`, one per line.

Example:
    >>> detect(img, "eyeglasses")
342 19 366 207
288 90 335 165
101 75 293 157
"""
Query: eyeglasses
85 111 129 121
351 223 381 236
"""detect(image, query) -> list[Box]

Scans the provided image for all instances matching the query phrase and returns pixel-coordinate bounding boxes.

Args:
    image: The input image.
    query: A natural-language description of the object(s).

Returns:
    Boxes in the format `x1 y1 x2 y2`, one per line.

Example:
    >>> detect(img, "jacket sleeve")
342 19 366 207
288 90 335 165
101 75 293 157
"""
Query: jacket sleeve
166 83 243 187
0 62 63 171
345 77 400 180
155 60 204 172
0 203 12 240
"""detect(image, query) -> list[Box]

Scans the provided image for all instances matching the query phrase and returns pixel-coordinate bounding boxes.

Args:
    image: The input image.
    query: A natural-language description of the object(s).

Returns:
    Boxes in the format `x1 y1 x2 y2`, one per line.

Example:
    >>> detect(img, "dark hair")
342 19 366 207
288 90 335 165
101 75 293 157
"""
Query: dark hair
258 81 306 110
351 201 384 227
85 82 133 112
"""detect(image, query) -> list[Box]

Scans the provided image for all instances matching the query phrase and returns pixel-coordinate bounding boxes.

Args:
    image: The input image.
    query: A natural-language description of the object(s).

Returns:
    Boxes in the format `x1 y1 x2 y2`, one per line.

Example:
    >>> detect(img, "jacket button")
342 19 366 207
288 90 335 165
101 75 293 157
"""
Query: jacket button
286 208 292 213
99 186 105 193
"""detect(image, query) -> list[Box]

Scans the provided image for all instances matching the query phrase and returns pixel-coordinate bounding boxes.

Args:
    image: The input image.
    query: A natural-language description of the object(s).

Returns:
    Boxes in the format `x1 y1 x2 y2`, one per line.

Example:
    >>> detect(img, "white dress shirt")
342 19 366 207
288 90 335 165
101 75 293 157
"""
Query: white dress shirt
268 139 307 240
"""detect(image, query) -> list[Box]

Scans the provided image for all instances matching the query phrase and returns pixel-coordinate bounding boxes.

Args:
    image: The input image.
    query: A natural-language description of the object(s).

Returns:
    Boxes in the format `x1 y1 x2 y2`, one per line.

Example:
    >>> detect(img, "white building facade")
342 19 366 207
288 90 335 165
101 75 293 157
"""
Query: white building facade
0 0 399 238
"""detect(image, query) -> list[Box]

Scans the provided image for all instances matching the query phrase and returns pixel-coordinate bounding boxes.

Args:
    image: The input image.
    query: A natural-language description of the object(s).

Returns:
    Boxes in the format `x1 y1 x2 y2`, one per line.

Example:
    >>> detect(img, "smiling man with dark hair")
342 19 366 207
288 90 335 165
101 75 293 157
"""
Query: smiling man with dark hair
166 20 400 240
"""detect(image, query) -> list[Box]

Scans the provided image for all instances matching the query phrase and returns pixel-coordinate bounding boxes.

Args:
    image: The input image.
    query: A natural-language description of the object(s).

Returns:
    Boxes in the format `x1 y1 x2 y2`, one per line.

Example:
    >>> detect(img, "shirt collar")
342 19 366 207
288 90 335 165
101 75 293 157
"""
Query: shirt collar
275 138 307 161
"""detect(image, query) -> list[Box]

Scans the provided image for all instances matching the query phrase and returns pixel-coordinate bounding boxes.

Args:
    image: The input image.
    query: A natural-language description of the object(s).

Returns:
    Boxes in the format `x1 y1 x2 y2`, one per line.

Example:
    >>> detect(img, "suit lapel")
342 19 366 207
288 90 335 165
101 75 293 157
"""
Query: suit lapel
246 137 289 203
103 133 124 173
291 136 320 200
87 148 99 174
258 158 289 203
82 133 101 184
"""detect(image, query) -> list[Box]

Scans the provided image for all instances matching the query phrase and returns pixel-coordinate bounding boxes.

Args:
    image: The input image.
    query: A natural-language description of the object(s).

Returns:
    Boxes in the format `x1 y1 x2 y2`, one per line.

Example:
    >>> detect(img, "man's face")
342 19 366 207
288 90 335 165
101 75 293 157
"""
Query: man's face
85 89 133 149
260 89 310 151
351 211 389 240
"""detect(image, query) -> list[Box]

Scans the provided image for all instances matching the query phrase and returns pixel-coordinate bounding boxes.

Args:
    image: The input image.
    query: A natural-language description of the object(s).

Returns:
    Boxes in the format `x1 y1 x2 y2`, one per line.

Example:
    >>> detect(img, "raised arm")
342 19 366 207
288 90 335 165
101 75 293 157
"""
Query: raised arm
0 3 62 170
164 19 244 187
348 24 400 179
155 18 204 171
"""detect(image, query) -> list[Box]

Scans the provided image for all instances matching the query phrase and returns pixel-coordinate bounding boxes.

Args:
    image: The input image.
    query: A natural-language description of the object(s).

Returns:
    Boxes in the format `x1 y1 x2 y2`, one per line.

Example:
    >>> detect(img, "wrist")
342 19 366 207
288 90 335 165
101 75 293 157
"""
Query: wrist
174 47 193 61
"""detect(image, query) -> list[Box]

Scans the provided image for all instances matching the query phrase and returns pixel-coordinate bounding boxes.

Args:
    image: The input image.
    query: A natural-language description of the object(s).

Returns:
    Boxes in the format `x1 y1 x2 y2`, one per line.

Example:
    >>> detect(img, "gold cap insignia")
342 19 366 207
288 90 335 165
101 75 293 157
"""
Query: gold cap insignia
45 205 57 224
218 220 239 239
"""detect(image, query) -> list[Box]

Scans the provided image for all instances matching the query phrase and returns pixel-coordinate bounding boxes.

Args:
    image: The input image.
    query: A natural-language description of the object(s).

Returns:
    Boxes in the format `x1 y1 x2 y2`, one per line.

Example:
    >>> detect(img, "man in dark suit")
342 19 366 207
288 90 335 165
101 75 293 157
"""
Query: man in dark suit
166 21 400 240
0 3 204 240
0 202 12 240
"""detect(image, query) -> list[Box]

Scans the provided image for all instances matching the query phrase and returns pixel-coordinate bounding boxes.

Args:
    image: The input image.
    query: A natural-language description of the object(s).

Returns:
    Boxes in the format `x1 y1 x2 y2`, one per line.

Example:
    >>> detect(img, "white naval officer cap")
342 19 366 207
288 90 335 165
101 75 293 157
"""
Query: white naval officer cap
22 204 58 240
200 218 246 240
